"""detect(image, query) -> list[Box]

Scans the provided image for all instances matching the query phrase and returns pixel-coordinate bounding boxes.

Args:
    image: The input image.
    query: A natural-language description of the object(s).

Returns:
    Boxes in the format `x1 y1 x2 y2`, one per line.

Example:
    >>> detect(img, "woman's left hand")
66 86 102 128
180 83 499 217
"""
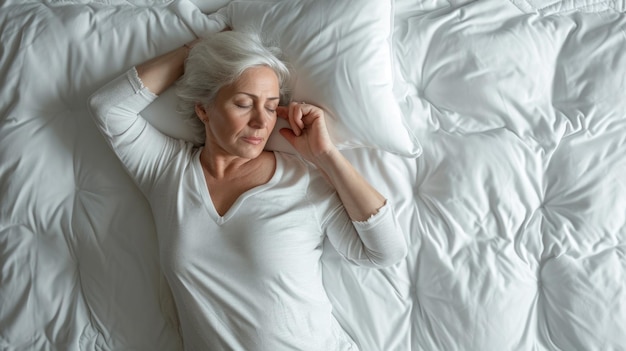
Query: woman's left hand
276 102 337 165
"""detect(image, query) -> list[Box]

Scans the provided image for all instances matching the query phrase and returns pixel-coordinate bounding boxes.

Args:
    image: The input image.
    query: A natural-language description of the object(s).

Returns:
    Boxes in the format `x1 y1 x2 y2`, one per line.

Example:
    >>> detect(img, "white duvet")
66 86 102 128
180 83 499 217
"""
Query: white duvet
1 0 625 350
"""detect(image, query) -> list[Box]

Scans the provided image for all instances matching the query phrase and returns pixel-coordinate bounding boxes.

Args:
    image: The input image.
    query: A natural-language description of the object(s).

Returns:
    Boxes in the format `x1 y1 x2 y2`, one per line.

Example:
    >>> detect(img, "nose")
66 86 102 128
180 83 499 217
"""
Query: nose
249 106 269 129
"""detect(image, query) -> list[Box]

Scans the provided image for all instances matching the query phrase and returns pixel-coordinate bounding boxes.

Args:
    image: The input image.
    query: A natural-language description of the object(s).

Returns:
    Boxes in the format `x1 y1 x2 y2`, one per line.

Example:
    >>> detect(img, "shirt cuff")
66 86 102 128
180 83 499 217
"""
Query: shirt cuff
352 200 392 228
128 66 158 101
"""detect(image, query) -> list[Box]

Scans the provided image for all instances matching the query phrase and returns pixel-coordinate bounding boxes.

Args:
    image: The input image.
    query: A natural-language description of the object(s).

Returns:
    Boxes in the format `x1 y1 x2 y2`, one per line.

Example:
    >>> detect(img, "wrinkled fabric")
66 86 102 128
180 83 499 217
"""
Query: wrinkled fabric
1 0 625 350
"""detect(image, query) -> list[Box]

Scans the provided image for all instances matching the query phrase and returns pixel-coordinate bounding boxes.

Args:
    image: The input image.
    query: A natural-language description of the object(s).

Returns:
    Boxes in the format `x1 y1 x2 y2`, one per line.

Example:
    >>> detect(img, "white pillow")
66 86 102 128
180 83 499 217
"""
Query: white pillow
208 0 422 157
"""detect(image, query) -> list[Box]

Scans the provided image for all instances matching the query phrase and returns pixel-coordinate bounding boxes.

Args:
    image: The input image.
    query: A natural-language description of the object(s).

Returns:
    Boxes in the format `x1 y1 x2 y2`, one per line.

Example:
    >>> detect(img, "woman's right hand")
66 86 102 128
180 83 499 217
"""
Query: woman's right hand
276 102 337 166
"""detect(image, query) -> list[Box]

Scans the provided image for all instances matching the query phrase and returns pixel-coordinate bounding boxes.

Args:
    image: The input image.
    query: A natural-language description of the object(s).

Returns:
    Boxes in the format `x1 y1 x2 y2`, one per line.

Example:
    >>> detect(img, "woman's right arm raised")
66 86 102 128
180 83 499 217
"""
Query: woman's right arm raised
88 42 196 194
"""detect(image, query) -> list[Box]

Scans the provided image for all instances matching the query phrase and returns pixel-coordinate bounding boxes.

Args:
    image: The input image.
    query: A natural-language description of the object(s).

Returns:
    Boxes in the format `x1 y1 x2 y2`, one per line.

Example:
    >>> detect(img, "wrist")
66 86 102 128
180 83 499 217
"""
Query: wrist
314 148 345 180
184 38 201 51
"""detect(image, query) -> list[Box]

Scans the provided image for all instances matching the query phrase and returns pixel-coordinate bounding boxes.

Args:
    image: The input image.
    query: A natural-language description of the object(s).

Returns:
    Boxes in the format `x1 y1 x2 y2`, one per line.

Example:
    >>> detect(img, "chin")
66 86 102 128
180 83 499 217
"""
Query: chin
238 144 267 159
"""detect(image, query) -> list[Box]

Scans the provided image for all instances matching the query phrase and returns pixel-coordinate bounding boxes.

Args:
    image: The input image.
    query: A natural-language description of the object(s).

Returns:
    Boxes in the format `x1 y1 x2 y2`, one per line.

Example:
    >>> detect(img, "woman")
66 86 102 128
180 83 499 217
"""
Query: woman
89 31 407 351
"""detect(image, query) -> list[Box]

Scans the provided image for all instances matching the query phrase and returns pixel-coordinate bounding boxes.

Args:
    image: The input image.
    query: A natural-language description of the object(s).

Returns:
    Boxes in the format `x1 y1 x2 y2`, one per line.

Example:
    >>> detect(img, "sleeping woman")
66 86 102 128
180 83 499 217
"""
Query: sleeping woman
88 30 407 351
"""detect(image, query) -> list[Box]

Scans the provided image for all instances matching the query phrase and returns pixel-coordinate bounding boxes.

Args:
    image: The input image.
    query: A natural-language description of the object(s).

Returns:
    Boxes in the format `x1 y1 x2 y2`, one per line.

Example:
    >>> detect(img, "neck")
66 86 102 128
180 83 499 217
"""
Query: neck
199 145 254 181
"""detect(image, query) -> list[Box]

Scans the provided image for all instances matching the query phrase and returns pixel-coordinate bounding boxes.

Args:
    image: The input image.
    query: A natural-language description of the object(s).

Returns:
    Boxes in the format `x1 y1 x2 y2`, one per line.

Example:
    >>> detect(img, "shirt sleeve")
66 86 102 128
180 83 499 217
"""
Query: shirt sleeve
307 170 408 268
88 67 186 195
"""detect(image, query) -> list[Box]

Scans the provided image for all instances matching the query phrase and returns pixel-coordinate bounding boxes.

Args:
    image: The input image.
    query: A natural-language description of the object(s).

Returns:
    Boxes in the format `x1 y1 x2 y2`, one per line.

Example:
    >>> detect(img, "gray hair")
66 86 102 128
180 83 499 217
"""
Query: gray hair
176 31 291 125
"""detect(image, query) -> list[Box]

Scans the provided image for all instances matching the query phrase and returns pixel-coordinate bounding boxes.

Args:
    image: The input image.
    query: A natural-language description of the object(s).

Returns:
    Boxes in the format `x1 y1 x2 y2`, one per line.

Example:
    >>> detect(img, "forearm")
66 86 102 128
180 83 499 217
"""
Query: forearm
135 44 190 95
319 153 407 267
315 149 386 222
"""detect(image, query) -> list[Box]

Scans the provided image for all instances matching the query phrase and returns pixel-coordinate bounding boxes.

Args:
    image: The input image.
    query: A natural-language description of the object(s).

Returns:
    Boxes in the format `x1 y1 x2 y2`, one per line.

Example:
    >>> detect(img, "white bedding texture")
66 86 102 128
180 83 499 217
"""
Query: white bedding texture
1 0 625 350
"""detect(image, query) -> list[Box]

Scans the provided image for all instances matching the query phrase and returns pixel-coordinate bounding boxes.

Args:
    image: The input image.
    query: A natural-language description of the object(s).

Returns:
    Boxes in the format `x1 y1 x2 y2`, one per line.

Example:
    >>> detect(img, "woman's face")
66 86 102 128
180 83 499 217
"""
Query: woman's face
196 66 280 159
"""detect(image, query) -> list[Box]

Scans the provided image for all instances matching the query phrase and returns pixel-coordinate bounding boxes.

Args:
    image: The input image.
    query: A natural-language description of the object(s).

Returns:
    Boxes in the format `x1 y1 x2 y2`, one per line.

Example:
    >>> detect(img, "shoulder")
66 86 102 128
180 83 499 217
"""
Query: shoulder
274 151 337 202
274 151 317 181
156 143 200 182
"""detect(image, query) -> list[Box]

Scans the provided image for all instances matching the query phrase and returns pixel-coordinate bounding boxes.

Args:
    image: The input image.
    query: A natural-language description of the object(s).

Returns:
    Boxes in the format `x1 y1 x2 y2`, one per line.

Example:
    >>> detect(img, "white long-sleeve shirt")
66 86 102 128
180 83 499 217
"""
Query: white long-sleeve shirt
88 68 407 351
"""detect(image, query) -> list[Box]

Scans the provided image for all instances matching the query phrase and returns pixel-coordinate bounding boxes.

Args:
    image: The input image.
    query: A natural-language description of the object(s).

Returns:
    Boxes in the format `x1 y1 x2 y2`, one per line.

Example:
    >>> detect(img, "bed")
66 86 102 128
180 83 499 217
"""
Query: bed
1 0 625 350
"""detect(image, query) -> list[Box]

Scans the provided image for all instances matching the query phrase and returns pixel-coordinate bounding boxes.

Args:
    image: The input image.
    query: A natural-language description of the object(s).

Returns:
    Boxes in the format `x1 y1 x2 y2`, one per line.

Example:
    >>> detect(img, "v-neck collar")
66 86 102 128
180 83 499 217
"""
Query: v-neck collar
194 148 282 225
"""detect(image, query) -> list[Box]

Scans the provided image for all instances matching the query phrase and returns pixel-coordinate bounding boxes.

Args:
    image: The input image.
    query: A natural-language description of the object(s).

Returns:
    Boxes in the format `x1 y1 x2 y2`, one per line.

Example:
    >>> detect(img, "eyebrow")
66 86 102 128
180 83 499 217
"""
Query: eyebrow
237 92 280 101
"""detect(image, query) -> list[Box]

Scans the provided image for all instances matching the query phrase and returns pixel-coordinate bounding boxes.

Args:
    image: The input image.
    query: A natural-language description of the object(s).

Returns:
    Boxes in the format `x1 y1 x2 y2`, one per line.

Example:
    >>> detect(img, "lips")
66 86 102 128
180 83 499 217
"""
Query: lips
242 136 264 145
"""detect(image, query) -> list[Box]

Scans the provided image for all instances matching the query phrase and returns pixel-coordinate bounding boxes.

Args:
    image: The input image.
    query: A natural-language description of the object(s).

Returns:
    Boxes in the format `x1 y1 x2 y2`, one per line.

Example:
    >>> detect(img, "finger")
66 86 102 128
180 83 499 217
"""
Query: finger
294 102 309 129
286 103 299 136
279 128 297 146
297 104 325 127
289 102 303 136
276 106 289 120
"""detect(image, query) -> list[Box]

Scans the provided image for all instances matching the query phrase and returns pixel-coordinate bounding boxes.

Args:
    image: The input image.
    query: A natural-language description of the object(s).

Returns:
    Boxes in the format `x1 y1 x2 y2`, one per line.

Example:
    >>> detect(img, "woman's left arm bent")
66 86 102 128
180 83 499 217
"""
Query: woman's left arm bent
277 102 407 267
277 102 386 221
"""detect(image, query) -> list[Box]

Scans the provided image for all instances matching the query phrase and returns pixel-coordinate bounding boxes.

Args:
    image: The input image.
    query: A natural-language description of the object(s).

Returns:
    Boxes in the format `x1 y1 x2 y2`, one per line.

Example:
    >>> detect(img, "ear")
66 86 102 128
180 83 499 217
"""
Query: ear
195 103 208 124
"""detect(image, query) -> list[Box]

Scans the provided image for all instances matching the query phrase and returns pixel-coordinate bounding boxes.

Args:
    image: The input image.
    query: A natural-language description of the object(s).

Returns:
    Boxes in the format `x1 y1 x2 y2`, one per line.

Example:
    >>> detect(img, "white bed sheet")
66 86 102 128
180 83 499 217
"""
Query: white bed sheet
1 0 625 350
